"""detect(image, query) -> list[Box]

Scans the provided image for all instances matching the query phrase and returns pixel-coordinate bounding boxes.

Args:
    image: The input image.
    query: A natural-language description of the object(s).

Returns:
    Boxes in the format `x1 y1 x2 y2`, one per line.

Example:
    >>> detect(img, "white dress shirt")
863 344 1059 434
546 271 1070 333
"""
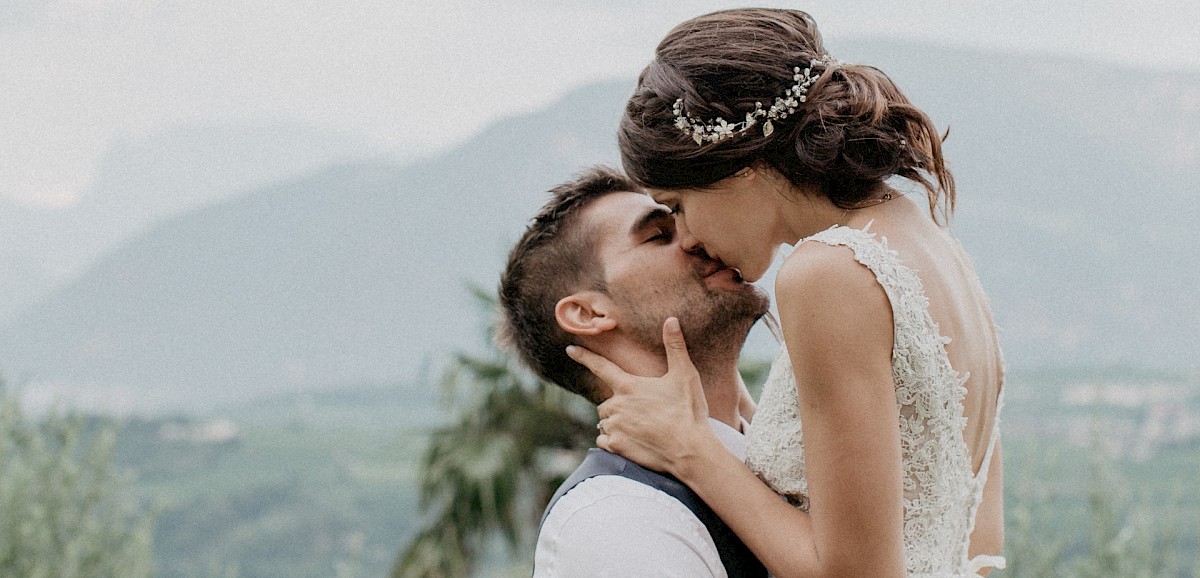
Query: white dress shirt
533 418 748 578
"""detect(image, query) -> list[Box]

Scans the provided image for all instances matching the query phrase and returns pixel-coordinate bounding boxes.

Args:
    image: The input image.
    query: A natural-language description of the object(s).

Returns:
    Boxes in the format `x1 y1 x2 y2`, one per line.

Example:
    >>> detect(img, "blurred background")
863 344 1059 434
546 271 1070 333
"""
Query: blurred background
1 1 1197 576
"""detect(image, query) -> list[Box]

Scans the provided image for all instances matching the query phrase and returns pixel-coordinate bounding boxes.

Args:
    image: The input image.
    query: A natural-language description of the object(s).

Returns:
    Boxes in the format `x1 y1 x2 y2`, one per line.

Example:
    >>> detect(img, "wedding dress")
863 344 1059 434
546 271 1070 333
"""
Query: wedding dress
744 224 1005 577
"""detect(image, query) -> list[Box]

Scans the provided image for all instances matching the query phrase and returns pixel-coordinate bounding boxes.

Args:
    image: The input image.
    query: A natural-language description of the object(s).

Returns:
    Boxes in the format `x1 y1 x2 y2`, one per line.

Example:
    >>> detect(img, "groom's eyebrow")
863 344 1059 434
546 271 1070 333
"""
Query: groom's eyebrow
628 207 673 237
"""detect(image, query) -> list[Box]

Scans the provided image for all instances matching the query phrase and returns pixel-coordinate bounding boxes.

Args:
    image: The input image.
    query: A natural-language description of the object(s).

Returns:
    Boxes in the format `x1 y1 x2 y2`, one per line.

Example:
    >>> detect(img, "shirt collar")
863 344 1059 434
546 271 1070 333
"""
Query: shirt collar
707 417 748 462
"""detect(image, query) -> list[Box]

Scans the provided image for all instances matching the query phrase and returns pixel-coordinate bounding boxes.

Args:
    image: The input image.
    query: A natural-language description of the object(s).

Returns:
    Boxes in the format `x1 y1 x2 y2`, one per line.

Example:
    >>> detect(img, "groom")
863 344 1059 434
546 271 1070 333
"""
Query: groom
497 166 769 577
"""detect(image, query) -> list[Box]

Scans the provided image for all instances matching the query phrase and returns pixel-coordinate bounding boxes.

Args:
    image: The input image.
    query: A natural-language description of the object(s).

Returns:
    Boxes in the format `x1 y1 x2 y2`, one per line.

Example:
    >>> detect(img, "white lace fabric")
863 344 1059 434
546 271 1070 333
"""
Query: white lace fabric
744 224 1005 577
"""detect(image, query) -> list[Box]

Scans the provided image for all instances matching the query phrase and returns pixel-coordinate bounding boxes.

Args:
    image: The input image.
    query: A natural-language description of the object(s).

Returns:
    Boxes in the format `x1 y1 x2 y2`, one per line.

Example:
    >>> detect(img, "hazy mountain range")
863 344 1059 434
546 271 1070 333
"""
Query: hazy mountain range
0 122 383 321
2 41 1197 413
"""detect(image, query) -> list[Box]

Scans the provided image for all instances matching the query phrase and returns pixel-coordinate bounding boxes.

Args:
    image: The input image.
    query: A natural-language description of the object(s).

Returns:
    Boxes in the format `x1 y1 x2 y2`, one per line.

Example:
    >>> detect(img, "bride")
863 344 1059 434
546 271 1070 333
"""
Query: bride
566 8 1006 577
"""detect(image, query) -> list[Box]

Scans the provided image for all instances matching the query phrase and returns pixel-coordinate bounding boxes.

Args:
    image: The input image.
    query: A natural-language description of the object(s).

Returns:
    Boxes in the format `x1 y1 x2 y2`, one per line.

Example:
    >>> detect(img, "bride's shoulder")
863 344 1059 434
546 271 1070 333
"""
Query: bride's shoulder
774 234 895 390
780 234 843 267
777 233 870 292
775 237 889 326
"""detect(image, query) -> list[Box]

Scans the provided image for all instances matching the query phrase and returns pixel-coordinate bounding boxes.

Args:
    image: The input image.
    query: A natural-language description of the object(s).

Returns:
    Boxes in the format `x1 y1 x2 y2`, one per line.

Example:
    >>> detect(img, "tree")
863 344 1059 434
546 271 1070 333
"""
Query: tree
0 381 156 577
391 290 597 577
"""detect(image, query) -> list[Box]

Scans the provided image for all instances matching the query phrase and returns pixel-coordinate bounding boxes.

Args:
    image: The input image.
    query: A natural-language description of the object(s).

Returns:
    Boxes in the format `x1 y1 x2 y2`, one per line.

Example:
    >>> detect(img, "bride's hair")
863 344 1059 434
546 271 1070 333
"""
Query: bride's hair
619 8 955 222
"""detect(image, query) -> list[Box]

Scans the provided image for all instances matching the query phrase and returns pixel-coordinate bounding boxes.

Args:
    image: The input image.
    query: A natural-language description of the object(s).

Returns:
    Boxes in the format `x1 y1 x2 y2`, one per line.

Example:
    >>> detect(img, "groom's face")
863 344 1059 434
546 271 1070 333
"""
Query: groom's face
581 192 768 356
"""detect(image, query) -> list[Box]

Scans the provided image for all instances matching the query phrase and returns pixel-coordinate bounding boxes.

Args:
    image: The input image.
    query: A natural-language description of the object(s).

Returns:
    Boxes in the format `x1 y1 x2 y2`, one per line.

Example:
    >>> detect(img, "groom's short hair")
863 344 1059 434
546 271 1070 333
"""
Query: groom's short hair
498 166 640 403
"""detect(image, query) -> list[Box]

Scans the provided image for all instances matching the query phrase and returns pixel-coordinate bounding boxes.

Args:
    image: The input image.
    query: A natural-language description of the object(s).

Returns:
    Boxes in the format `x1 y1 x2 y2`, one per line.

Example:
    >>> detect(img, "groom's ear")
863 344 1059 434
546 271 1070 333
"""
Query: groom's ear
555 292 618 336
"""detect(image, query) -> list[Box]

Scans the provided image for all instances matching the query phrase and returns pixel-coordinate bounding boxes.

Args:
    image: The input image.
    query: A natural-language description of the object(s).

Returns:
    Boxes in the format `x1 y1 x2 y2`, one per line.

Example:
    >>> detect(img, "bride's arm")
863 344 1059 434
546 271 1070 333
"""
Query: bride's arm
571 246 906 577
730 244 907 576
676 247 905 577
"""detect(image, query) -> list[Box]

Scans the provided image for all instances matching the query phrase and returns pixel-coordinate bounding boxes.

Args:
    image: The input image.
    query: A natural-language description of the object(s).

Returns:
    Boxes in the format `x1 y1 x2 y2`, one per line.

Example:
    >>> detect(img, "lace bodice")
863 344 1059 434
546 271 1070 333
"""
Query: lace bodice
744 224 1004 577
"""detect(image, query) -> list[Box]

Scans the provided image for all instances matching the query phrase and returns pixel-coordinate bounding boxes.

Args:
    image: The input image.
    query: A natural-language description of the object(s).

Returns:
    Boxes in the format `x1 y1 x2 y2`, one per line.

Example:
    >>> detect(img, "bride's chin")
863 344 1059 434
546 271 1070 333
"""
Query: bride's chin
719 249 775 283
740 270 765 283
735 262 769 283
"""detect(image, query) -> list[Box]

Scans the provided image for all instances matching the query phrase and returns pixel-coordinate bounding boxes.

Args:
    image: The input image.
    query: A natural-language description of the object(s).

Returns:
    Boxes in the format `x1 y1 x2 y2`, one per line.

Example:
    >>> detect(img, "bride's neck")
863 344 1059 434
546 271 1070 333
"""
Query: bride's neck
770 184 845 244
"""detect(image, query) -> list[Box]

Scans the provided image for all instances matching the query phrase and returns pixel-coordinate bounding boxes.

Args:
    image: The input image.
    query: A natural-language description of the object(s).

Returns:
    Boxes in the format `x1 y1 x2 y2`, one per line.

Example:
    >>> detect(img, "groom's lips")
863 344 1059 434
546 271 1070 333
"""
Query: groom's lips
713 267 746 283
699 259 745 283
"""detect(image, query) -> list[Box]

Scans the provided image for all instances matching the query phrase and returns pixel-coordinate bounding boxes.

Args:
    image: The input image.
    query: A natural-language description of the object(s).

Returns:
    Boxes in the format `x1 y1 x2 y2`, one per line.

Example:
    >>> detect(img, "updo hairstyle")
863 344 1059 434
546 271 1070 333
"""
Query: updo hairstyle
619 8 955 221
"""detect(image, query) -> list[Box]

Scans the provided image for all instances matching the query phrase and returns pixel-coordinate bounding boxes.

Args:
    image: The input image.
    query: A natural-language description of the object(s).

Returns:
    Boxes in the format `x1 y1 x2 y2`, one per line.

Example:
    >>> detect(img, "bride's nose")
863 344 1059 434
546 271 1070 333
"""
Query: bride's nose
674 216 703 254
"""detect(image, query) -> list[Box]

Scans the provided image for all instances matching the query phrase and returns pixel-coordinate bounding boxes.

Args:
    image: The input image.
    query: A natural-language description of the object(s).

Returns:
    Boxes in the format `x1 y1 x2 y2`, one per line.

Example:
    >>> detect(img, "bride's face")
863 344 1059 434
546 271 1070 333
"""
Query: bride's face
648 170 782 283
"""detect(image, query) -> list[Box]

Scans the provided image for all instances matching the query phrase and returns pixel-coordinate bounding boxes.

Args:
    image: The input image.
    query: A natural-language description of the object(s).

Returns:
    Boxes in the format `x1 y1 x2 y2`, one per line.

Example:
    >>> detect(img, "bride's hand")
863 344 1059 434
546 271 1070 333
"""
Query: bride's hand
566 317 717 476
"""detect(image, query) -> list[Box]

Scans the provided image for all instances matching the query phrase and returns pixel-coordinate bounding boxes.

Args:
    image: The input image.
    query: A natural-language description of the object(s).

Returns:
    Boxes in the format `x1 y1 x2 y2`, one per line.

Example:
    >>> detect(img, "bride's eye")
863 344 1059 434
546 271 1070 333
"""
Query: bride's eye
648 226 673 242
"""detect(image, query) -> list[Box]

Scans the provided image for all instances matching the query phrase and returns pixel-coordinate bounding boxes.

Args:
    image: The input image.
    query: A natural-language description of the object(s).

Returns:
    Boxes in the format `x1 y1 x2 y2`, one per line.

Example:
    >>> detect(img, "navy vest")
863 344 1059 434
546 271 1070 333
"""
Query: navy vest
540 448 766 577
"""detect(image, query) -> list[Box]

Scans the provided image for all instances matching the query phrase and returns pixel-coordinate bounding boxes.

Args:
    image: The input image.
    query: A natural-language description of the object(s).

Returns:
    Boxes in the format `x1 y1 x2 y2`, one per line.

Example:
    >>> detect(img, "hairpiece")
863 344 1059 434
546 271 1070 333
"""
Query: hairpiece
672 55 839 145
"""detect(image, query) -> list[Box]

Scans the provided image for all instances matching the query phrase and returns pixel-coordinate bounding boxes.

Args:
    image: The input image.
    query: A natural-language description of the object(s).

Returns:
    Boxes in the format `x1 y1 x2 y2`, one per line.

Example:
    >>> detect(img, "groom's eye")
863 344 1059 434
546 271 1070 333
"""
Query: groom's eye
648 226 673 243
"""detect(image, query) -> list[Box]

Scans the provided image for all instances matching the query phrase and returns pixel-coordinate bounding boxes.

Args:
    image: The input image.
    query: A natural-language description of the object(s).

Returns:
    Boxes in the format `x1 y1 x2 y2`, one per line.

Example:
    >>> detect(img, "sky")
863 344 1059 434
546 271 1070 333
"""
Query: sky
3 0 1199 209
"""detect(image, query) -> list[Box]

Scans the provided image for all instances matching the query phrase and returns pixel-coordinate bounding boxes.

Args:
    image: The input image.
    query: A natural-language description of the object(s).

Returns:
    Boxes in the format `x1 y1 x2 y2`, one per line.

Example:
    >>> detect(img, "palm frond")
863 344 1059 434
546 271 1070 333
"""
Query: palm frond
392 289 595 577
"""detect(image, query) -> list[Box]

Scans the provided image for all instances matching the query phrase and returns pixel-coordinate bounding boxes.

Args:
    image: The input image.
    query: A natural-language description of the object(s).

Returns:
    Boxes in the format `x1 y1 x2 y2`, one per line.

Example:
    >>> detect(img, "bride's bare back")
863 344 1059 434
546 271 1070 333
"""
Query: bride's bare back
856 195 1005 562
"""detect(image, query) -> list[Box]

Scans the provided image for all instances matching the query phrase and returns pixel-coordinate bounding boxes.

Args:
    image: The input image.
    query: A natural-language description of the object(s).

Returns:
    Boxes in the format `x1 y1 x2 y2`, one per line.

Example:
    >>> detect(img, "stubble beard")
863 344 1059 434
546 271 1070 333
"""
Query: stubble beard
613 279 770 374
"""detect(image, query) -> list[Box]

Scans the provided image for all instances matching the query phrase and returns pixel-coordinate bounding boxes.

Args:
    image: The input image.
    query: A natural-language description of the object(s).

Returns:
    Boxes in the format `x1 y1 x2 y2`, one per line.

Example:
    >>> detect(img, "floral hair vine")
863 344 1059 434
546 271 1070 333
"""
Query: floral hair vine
672 54 839 145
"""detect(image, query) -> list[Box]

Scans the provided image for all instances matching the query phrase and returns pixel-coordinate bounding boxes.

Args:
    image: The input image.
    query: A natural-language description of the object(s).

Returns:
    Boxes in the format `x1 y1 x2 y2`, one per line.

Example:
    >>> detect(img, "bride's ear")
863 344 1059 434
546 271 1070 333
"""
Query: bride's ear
555 292 618 336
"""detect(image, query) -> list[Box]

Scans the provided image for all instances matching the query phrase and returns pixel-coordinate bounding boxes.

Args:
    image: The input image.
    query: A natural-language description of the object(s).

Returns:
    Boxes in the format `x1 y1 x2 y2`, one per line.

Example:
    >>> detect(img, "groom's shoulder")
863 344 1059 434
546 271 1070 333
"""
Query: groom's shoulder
545 472 700 526
540 449 704 531
534 473 723 577
547 472 700 525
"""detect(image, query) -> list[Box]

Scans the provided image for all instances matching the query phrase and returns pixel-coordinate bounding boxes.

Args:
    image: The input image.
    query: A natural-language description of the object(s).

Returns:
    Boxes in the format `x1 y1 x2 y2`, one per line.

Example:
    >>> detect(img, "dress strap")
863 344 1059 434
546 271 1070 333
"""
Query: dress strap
803 221 890 263
801 222 925 332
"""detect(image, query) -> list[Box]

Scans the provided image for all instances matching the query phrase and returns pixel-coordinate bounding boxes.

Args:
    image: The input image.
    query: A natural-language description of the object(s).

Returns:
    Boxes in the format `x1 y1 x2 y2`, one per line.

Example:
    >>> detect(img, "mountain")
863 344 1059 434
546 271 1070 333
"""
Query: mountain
0 82 632 411
0 122 383 321
2 44 1197 412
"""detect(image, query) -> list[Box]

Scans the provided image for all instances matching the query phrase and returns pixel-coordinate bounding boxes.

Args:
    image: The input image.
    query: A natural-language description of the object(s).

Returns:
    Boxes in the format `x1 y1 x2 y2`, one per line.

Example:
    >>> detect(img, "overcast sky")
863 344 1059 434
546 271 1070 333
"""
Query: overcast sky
4 0 1198 208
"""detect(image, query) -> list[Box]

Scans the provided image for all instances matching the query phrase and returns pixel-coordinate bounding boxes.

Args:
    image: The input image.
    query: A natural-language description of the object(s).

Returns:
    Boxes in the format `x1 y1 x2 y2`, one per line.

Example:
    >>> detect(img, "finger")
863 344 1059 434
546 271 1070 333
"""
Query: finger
596 433 613 452
661 317 697 376
596 398 615 420
595 410 618 437
566 345 633 389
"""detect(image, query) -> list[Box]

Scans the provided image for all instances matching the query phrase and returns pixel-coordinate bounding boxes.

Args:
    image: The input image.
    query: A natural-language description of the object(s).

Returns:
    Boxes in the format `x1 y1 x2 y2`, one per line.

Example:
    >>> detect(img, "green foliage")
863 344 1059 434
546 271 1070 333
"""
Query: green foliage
1068 453 1183 578
392 291 597 578
738 357 773 400
118 400 428 578
997 442 1193 578
0 383 155 577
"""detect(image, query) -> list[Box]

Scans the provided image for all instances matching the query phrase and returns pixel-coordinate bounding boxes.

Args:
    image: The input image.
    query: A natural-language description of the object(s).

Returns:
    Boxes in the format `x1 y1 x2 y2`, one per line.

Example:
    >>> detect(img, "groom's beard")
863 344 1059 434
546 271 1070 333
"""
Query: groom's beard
611 281 768 374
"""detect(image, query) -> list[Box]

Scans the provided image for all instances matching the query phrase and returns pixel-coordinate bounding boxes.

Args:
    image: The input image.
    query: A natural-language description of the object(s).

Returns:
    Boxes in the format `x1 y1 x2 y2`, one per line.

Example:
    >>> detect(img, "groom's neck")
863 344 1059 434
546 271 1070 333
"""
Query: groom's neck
602 340 744 431
694 356 744 431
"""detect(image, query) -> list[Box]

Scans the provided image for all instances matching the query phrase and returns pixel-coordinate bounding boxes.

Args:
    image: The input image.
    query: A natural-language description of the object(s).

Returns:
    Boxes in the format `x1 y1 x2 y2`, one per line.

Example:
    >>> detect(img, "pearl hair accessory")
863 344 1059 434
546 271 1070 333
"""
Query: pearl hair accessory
672 54 839 145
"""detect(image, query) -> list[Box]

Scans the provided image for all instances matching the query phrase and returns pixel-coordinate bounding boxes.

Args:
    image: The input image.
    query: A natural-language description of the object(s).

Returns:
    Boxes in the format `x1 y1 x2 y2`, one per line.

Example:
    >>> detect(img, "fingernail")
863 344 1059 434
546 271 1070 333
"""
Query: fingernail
565 345 577 356
666 317 680 332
